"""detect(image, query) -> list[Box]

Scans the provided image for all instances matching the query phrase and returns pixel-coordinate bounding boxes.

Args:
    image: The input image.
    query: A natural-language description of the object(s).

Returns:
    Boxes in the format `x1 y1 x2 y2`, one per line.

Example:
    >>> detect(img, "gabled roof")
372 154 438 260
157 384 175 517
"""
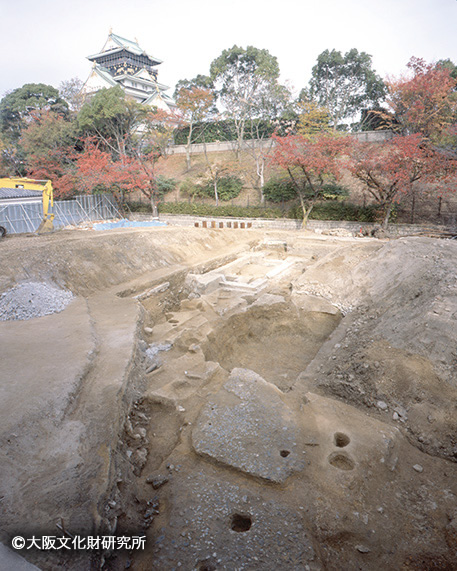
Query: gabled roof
87 32 162 66
143 90 177 109
94 66 118 87
115 72 169 91
0 188 42 200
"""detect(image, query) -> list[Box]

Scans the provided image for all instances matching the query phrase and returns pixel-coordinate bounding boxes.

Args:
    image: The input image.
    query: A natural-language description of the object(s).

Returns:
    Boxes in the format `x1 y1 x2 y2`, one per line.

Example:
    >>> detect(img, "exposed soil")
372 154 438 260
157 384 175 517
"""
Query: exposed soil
1 225 457 570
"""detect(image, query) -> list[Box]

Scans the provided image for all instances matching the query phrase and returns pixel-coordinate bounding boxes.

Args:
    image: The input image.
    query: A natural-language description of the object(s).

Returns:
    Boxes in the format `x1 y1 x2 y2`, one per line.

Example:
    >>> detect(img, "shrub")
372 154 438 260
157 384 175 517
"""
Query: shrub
320 184 350 201
156 175 176 197
263 176 350 203
179 178 206 200
263 176 297 203
203 175 244 201
125 200 151 213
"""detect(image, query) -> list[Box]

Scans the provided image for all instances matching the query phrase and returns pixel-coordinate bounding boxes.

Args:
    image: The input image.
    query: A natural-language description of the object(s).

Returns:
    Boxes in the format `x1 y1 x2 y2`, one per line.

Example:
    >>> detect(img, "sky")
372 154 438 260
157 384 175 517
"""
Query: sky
2 0 457 100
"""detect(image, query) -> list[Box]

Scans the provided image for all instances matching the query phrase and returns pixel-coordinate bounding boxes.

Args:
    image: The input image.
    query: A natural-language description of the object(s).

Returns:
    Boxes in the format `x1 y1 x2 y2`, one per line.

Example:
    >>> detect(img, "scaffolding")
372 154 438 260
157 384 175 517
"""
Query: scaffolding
0 194 121 235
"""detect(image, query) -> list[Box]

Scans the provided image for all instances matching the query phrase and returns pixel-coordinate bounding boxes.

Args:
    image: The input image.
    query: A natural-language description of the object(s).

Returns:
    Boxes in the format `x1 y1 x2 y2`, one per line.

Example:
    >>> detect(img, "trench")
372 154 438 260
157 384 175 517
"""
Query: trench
5 230 457 570
101 247 344 569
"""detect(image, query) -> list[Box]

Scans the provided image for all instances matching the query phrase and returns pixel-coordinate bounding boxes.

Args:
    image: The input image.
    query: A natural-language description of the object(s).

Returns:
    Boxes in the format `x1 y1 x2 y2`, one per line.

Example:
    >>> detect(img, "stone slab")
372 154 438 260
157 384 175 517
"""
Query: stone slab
192 368 306 483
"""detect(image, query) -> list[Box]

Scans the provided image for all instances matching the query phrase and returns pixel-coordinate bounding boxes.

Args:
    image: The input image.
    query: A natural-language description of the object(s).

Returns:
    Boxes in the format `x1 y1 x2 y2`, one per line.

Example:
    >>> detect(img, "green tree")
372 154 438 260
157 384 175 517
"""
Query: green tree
0 83 68 144
20 111 77 195
77 86 146 158
307 49 386 130
210 45 289 157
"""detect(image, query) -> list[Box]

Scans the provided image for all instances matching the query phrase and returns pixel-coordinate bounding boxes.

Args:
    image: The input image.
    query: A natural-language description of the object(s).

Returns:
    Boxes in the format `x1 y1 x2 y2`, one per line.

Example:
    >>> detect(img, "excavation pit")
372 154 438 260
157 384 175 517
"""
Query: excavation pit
3 228 457 570
202 303 341 389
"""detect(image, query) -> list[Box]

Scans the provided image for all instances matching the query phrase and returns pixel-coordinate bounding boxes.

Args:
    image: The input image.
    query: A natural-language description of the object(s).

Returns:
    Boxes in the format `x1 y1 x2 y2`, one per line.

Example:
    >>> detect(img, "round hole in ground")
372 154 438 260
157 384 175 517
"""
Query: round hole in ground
280 450 290 457
198 563 216 571
230 513 252 532
334 432 350 448
197 561 216 571
328 452 355 471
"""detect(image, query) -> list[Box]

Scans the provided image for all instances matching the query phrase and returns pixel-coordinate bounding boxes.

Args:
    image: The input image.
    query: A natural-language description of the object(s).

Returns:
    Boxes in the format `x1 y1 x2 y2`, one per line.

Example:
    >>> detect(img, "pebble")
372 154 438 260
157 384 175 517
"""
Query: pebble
377 401 388 410
146 363 159 374
146 474 169 489
413 464 424 473
0 282 74 321
144 326 153 334
356 545 371 553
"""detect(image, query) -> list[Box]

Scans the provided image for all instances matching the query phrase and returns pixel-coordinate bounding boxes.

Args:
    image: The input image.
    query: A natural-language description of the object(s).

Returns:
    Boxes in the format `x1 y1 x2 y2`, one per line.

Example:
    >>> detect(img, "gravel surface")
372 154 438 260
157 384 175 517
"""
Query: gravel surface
0 282 74 321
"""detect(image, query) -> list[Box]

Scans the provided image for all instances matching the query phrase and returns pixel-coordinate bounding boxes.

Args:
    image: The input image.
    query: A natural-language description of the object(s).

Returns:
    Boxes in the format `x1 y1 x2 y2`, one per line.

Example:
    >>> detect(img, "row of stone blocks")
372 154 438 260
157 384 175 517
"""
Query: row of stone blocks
194 221 253 229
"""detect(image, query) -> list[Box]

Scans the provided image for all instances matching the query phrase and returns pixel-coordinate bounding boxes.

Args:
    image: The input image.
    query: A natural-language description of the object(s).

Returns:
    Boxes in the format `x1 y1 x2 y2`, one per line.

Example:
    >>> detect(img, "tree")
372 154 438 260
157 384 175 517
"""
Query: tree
201 151 241 206
296 99 332 137
66 139 162 214
59 77 84 114
141 107 182 159
20 111 77 197
210 45 289 157
244 80 292 202
270 132 351 226
348 134 457 228
77 86 146 158
0 83 68 144
307 49 386 130
386 57 457 142
174 76 216 170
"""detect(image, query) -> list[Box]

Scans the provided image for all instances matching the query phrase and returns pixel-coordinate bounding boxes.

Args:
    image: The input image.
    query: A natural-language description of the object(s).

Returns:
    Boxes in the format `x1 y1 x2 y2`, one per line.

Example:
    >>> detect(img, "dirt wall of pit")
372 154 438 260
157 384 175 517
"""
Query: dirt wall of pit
0 227 264 296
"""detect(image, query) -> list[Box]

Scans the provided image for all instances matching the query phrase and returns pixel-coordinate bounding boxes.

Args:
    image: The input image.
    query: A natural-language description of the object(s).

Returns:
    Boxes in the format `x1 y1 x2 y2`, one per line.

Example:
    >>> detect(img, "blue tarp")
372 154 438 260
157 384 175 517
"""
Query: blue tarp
94 219 167 231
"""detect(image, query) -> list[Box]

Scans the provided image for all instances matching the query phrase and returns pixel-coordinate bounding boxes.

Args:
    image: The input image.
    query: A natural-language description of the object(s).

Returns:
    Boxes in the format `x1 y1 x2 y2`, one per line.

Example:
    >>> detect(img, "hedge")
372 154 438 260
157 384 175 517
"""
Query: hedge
151 201 378 222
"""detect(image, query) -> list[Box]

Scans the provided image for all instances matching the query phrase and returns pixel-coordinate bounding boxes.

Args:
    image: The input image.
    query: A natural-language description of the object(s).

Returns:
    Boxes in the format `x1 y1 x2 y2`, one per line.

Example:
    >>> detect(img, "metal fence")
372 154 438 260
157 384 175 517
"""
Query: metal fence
0 194 121 234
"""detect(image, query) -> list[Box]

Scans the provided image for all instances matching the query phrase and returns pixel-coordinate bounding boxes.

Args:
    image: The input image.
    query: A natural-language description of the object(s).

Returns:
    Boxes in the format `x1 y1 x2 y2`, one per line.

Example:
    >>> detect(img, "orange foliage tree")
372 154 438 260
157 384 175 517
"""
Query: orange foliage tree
348 134 457 227
386 57 457 141
270 132 351 226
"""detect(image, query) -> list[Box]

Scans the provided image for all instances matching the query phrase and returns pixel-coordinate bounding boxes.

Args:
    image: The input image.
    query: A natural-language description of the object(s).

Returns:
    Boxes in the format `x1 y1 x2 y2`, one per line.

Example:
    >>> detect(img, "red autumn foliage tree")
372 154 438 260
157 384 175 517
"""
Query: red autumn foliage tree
270 132 351 226
386 57 457 141
67 139 161 214
348 134 457 228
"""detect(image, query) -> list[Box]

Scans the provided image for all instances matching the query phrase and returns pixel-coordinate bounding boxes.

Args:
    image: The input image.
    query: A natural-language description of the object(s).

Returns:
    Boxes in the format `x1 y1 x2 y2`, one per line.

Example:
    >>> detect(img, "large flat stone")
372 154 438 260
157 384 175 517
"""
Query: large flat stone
192 368 305 483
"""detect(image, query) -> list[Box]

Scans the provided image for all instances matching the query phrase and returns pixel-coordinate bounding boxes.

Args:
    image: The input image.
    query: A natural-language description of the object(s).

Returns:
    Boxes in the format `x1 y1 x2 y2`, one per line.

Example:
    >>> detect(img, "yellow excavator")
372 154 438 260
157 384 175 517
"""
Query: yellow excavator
0 177 54 236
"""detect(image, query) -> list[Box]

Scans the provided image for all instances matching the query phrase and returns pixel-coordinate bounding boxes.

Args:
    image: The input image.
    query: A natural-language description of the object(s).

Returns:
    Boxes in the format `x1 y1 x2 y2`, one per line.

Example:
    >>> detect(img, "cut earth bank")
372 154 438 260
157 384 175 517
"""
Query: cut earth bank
1 226 457 570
